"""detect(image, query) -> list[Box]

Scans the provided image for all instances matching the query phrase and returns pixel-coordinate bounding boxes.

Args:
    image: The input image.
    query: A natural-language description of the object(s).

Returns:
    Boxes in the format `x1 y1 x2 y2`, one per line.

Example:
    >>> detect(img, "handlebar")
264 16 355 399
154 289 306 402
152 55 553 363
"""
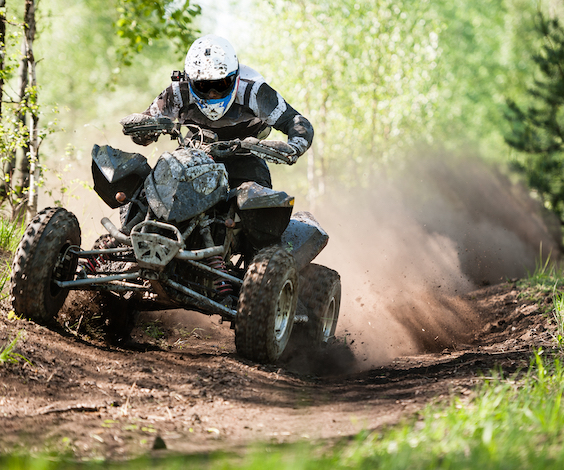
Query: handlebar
120 114 294 165
203 139 294 165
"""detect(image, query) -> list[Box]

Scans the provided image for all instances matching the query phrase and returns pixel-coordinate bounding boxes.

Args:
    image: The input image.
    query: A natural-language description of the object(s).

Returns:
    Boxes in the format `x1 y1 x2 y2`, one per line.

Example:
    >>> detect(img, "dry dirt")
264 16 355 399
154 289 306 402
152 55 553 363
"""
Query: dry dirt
0 280 556 460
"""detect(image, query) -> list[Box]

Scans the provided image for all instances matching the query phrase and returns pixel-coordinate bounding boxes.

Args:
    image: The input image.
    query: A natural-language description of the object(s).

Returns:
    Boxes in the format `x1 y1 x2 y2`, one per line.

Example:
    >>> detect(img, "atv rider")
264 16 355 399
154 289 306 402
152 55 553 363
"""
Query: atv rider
126 34 314 189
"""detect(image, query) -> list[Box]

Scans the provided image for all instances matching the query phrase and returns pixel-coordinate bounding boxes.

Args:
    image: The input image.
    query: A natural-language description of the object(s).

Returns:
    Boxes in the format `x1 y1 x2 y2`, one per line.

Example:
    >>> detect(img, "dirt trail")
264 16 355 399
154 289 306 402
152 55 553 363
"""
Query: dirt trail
0 154 559 459
0 280 554 459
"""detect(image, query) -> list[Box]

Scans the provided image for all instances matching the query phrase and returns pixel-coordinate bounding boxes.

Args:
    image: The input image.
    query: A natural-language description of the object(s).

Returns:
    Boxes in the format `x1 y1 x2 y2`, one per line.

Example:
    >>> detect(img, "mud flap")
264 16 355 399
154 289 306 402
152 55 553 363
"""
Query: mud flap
281 212 329 272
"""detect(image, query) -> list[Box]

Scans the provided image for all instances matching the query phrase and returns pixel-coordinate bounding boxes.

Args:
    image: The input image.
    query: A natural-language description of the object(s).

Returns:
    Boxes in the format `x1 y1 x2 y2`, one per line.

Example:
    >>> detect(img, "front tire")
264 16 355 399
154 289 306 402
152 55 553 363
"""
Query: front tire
10 207 81 326
235 245 298 363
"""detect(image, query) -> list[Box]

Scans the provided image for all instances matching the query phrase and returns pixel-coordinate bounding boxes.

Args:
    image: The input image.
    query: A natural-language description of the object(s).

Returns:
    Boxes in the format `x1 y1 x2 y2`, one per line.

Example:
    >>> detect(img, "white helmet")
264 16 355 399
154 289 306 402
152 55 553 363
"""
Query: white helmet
185 35 240 121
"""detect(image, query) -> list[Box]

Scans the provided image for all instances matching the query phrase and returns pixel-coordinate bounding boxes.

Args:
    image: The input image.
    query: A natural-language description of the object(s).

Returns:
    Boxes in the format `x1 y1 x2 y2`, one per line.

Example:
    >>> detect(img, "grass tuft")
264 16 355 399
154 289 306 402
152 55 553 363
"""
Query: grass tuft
0 217 24 298
340 350 564 470
0 217 25 253
0 331 31 366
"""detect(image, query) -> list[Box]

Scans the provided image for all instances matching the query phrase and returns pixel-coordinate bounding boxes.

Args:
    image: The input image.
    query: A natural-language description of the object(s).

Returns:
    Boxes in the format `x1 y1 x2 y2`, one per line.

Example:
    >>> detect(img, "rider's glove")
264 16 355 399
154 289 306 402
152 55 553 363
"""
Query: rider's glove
208 139 242 159
244 139 299 165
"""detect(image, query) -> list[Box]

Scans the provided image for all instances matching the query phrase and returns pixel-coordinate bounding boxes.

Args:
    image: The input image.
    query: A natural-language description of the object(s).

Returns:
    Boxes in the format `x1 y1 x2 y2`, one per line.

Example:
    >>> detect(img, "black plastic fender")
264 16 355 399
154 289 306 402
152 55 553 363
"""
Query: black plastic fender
92 144 151 209
281 211 329 271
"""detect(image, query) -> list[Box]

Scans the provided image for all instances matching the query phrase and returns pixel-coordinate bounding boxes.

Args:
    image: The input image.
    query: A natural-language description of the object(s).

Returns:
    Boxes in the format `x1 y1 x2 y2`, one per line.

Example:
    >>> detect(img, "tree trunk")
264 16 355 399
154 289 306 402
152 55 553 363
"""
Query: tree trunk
0 0 5 117
13 0 37 222
0 0 9 202
25 0 39 222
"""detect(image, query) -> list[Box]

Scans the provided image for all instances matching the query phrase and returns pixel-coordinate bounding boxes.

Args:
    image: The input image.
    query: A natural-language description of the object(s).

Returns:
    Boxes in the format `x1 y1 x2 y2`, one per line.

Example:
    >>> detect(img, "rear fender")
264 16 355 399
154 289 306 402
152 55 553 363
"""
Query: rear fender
281 212 329 271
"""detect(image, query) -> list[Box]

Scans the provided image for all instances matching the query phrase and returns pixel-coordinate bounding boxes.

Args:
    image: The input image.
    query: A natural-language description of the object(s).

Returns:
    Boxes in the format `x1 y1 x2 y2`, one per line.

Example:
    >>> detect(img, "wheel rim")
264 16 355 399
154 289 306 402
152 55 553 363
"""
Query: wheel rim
274 278 294 342
50 243 76 297
321 296 337 342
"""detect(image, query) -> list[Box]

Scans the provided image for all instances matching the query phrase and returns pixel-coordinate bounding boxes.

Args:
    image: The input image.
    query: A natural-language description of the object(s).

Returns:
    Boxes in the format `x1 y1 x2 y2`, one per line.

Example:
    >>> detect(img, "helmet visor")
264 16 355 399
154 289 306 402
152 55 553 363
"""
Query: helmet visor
191 74 237 99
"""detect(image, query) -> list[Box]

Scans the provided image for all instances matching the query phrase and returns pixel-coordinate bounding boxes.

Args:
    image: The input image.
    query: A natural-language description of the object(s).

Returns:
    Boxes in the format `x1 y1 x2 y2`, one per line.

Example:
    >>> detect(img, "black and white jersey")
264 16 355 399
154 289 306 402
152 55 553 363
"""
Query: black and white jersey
143 65 314 156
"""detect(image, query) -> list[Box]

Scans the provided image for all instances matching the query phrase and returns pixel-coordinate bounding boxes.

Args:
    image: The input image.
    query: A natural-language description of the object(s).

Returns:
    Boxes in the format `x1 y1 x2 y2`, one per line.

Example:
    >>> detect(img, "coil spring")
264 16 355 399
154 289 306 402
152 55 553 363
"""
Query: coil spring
207 255 233 295
84 237 114 274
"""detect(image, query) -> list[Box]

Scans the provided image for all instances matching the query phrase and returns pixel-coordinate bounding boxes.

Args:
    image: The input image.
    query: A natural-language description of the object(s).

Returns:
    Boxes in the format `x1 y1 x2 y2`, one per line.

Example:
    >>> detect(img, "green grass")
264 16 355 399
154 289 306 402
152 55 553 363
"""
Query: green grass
0 216 24 298
340 351 564 470
0 331 30 365
0 217 25 253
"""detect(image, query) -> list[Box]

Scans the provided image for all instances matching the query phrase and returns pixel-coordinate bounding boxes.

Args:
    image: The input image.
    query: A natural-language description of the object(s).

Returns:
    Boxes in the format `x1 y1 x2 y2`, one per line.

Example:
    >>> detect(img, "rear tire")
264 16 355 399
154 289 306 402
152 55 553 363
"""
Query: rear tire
10 207 81 326
296 264 341 346
90 234 138 344
235 245 298 363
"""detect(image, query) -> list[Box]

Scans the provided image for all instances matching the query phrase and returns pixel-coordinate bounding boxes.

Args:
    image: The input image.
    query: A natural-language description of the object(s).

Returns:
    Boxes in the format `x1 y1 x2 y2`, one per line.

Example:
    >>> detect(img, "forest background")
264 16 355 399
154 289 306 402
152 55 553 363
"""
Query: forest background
0 0 562 246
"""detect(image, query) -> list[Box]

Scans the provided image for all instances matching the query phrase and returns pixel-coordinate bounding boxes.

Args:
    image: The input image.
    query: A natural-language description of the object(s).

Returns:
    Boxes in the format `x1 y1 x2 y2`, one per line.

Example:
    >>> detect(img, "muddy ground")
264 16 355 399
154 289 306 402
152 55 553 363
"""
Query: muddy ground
0 279 555 460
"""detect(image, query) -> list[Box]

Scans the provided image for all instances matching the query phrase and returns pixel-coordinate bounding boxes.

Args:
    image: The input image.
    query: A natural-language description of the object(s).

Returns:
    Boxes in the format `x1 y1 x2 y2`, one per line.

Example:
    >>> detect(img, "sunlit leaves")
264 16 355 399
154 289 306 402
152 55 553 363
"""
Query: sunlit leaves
249 0 544 193
115 0 201 66
250 0 445 187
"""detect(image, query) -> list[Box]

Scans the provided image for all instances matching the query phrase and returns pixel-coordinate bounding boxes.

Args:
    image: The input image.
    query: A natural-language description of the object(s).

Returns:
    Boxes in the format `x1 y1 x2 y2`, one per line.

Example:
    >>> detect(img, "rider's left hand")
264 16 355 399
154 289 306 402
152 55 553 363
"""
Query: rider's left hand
256 140 299 164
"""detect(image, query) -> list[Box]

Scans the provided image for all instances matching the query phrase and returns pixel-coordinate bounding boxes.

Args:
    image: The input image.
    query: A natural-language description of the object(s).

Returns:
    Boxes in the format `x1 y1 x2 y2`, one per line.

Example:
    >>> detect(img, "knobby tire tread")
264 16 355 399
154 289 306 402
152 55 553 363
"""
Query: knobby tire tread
235 245 297 363
298 264 341 344
10 207 81 326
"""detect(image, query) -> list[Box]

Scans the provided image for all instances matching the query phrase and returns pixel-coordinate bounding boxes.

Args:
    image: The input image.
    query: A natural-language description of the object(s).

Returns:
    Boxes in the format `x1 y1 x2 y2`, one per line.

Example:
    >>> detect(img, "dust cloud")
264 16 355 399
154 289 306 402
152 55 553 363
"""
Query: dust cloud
312 154 561 370
40 147 561 373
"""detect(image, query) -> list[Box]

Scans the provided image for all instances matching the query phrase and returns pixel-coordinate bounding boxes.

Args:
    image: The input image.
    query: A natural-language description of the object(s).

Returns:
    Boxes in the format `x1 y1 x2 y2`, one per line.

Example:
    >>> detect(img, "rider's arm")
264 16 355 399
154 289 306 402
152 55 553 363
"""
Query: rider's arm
143 82 185 120
254 83 314 158
125 83 185 146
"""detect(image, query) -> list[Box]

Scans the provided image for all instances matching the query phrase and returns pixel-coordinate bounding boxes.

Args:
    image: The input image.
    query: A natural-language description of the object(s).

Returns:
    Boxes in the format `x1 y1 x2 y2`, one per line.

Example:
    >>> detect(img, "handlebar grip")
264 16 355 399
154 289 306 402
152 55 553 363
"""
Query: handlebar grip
241 141 293 165
207 140 242 159
120 114 175 136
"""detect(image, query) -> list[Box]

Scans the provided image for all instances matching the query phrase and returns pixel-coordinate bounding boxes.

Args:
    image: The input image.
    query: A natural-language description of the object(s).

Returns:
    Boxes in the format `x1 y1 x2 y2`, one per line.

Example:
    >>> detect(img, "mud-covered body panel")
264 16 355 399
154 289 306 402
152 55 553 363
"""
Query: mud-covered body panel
232 182 294 249
145 148 228 223
234 181 294 210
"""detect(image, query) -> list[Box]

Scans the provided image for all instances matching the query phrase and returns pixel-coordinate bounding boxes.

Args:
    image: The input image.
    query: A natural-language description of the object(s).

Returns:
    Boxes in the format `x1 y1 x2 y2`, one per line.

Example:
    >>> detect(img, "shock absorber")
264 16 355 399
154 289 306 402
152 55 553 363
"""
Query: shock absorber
207 255 233 296
83 236 116 274
199 221 233 296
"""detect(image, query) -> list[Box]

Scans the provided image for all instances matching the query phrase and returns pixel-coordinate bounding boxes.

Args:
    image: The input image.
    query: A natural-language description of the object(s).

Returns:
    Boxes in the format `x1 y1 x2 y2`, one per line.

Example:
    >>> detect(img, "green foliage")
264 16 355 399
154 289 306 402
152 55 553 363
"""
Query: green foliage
505 12 564 221
0 216 25 252
115 0 201 66
36 0 201 106
248 0 543 192
552 288 564 347
517 244 558 292
0 331 31 366
249 0 444 188
341 351 564 470
143 320 164 339
0 0 202 217
513 248 564 345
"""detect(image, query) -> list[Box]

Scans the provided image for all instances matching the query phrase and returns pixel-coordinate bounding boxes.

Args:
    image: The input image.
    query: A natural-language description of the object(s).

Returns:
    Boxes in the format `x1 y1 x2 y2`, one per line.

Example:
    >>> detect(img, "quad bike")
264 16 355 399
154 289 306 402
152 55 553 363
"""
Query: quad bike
9 114 341 364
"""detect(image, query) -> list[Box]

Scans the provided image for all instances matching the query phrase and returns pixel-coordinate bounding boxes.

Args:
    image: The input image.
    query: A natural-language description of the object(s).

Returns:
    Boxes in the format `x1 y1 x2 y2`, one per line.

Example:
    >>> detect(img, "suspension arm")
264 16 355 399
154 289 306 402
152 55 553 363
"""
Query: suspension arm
165 278 237 320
